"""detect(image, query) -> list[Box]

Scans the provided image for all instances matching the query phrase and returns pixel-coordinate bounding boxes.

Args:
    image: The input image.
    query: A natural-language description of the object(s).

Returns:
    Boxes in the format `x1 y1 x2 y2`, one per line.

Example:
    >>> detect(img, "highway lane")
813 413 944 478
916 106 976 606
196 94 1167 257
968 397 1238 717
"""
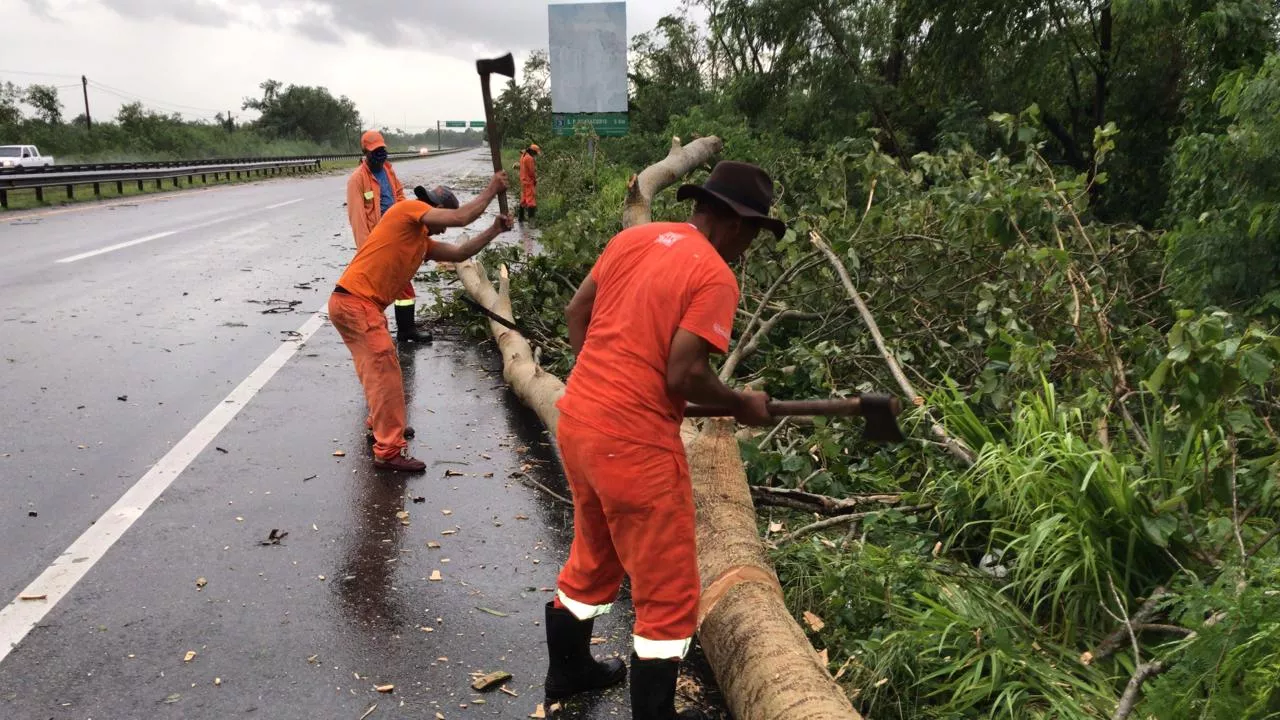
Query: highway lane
0 151 481 603
0 150 723 718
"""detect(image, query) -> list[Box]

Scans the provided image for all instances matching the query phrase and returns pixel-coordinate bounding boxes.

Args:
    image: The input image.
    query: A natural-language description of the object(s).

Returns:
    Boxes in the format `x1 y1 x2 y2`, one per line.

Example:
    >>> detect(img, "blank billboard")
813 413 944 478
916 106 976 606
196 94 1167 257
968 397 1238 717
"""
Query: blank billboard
548 2 628 114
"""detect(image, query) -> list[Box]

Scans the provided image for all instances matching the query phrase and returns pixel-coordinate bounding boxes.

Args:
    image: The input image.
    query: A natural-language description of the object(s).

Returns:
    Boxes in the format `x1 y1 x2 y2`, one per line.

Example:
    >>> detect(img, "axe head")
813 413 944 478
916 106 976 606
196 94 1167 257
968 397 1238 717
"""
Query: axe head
476 53 516 78
859 393 906 443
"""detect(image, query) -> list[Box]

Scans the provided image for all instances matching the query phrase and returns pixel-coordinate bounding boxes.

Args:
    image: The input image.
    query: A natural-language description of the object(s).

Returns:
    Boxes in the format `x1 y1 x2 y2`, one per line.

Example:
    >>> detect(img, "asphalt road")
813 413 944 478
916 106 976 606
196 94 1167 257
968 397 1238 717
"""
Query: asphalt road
0 152 673 719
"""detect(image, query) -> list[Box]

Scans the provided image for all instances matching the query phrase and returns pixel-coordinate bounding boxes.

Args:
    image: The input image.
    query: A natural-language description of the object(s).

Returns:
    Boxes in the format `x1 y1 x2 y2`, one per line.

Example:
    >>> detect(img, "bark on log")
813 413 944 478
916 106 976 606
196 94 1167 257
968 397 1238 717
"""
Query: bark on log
690 421 862 719
454 134 863 720
454 259 565 432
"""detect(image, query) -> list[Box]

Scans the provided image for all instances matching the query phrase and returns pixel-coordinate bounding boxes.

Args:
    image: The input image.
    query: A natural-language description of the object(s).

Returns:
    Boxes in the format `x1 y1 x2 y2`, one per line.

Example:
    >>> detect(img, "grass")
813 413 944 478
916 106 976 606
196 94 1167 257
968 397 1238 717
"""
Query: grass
0 158 361 213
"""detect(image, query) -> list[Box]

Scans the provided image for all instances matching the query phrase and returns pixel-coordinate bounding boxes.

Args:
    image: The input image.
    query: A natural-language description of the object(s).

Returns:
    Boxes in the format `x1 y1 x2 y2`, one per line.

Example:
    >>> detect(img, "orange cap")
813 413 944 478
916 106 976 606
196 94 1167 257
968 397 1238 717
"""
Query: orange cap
529 143 541 153
361 130 386 152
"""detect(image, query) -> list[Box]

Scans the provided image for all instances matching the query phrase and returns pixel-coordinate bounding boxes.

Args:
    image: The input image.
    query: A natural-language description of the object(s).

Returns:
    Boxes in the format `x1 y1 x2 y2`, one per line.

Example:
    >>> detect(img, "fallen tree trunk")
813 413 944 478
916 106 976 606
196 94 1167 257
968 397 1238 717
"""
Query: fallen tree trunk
455 136 861 720
689 421 863 718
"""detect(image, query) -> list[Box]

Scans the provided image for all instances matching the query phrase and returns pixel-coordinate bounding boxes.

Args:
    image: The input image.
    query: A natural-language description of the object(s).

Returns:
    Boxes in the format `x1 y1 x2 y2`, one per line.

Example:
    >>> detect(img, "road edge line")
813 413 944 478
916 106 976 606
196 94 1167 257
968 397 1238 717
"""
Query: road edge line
0 305 330 663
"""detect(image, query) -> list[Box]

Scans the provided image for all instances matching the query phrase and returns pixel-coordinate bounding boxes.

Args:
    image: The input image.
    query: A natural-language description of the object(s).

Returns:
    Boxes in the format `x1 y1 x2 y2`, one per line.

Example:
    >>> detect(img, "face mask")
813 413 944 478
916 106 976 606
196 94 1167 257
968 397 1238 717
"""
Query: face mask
367 149 388 168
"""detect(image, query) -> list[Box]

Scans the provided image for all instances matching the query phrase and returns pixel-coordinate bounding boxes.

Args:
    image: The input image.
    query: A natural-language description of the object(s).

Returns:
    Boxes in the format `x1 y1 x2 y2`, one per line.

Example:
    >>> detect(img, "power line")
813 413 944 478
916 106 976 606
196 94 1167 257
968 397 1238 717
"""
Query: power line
0 69 82 80
88 80 226 114
87 84 223 122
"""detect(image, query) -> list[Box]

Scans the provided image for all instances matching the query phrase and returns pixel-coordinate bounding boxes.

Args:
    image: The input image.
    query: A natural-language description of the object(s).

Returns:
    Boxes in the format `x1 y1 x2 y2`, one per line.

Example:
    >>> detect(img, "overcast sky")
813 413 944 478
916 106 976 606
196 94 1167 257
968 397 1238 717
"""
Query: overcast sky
3 0 694 132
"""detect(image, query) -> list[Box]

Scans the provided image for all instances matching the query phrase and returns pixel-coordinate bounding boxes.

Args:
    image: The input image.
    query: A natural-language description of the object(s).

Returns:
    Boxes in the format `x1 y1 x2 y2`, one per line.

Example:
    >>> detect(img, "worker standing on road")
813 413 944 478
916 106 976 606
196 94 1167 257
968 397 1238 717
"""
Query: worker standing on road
543 162 784 718
346 130 432 344
518 143 539 223
330 171 512 472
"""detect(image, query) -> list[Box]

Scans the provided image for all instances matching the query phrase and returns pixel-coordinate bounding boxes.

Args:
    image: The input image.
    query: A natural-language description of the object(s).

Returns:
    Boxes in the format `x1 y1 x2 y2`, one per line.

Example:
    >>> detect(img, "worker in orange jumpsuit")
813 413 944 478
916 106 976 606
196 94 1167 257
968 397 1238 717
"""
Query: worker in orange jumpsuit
517 143 539 223
545 162 785 718
346 130 431 344
330 171 511 472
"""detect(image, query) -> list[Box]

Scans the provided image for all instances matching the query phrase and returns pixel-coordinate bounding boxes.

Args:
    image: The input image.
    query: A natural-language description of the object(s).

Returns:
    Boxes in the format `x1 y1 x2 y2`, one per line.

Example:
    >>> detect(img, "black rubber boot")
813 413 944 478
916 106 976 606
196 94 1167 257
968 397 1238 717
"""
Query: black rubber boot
394 303 432 344
544 601 626 701
629 654 710 720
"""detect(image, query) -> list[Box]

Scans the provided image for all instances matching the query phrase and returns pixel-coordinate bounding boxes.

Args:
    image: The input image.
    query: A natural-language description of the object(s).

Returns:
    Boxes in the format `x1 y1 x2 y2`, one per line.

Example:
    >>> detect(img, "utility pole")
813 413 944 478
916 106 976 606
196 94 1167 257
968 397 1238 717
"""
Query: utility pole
81 75 92 130
437 120 441 151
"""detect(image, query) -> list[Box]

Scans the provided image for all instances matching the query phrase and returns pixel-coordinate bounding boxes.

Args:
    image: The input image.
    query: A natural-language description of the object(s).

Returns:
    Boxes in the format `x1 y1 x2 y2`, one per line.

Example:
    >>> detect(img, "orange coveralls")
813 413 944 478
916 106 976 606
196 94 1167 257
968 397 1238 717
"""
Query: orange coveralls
346 160 416 304
519 151 537 209
554 222 740 659
330 199 434 460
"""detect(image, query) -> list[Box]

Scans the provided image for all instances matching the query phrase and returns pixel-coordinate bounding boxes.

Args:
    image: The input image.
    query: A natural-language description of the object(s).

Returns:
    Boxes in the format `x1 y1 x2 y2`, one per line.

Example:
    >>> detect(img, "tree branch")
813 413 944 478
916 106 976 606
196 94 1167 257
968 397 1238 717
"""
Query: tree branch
721 251 823 381
1112 661 1167 720
773 505 932 547
750 486 903 516
811 230 977 465
1081 587 1168 665
721 309 821 379
622 136 723 228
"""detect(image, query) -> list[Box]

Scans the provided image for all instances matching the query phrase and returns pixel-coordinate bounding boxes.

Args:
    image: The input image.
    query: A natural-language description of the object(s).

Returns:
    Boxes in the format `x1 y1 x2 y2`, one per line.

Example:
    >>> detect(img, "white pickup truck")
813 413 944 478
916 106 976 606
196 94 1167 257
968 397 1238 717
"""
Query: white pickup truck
0 145 55 169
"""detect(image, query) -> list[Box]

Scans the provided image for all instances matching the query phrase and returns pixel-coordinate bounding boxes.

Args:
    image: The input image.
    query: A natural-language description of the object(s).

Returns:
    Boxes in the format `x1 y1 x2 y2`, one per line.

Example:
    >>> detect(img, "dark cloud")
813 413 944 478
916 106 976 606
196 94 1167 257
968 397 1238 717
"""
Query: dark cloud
23 0 57 20
89 0 689 58
293 14 344 45
300 0 547 52
100 0 234 27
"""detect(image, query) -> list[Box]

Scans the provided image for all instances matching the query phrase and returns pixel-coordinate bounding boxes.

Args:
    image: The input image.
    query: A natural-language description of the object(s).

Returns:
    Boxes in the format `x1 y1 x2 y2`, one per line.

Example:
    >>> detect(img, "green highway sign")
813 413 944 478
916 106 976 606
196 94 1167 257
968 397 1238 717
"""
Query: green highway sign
553 113 629 137
444 121 466 128
469 121 486 128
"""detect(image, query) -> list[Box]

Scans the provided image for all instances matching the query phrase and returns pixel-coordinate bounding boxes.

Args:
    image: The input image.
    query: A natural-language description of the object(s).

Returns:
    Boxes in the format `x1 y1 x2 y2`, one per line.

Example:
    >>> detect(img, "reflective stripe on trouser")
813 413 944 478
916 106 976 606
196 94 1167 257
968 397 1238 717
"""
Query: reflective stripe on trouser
557 590 612 620
633 635 692 660
554 415 700 653
394 281 416 303
328 292 407 460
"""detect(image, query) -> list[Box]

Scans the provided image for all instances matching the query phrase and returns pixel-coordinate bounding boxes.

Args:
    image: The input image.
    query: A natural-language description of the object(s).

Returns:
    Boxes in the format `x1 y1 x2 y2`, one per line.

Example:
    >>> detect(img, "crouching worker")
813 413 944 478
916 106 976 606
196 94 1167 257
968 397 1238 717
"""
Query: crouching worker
545 161 785 718
329 172 511 472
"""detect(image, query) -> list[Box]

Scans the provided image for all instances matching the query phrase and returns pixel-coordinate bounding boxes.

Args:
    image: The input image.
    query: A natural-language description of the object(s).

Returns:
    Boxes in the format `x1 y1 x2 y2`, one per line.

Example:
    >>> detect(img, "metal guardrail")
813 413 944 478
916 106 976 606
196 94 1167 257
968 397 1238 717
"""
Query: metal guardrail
0 159 322 209
0 147 478 209
0 150 445 176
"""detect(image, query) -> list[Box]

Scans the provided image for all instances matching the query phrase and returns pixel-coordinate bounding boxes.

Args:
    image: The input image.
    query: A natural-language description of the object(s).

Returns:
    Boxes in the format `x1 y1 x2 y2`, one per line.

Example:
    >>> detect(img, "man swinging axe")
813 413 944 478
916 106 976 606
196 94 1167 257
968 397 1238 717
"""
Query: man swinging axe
330 171 512 472
544 161 783 719
345 130 432 344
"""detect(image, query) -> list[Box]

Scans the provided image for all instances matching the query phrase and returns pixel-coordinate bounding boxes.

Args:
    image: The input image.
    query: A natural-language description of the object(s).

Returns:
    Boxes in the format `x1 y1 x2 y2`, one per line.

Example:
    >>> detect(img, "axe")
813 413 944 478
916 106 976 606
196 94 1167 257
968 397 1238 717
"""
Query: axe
685 394 906 443
475 52 517 216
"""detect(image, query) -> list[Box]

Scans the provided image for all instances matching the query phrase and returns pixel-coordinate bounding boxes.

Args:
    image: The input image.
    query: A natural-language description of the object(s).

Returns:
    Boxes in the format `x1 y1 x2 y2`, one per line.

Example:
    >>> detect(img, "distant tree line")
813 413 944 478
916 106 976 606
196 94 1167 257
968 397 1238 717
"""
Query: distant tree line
0 77 481 162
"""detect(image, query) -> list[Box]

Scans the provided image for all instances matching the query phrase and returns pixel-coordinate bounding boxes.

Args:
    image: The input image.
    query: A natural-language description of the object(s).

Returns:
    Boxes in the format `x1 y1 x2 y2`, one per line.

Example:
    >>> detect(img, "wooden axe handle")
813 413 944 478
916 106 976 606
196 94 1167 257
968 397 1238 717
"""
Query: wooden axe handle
477 77 508 216
684 397 901 418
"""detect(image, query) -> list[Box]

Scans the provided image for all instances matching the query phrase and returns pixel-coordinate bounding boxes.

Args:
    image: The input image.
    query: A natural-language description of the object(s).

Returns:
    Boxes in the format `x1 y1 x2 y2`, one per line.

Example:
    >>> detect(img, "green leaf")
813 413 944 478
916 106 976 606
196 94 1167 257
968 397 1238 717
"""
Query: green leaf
1147 359 1171 393
1140 515 1178 548
1239 348 1274 385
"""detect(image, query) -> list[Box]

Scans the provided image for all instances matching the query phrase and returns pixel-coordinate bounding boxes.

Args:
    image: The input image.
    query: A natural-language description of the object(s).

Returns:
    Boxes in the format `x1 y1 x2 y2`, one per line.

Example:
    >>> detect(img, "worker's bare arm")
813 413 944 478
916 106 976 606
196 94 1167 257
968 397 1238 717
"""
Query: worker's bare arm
667 329 772 426
566 276 598 354
426 215 514 263
418 172 508 230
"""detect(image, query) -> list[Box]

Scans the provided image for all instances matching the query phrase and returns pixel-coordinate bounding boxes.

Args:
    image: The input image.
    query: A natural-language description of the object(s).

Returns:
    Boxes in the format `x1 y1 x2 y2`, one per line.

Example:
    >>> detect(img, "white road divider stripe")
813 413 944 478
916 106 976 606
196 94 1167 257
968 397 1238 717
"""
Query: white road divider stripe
0 305 329 663
54 197 302 264
54 231 176 263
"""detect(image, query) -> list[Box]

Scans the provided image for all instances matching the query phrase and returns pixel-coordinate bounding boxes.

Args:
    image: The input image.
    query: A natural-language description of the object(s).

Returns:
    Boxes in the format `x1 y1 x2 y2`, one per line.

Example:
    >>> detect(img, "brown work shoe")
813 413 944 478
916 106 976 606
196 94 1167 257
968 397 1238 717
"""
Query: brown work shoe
373 449 426 473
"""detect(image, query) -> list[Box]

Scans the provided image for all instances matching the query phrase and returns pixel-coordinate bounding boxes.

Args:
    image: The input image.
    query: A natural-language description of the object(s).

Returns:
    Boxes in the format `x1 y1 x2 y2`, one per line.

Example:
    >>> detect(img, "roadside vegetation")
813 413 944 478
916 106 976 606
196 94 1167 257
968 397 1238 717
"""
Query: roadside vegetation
0 78 484 163
480 3 1280 718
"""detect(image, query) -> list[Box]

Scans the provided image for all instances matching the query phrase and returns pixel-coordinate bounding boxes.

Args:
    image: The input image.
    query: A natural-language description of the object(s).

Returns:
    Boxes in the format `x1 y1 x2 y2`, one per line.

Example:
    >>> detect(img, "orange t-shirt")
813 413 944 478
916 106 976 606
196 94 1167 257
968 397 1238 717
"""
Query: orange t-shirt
557 222 740 452
337 199 433 309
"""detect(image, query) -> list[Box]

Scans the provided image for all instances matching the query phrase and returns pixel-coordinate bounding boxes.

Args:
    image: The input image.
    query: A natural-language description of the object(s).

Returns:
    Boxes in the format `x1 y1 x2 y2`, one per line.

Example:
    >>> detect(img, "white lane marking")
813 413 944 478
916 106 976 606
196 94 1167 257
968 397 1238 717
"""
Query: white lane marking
55 196 300 264
55 231 176 264
0 305 330 663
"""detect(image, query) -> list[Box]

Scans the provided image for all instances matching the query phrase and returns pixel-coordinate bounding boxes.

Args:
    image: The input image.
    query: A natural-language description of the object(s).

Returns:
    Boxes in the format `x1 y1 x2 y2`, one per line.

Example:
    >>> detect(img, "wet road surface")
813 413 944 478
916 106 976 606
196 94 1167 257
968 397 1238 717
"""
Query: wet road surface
0 151 677 719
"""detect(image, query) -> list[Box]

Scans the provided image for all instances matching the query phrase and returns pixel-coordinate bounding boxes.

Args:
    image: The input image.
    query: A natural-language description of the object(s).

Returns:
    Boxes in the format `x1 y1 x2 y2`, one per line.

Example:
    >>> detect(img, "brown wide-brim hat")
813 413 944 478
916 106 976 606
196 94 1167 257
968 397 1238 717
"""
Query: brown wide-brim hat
677 160 786 238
